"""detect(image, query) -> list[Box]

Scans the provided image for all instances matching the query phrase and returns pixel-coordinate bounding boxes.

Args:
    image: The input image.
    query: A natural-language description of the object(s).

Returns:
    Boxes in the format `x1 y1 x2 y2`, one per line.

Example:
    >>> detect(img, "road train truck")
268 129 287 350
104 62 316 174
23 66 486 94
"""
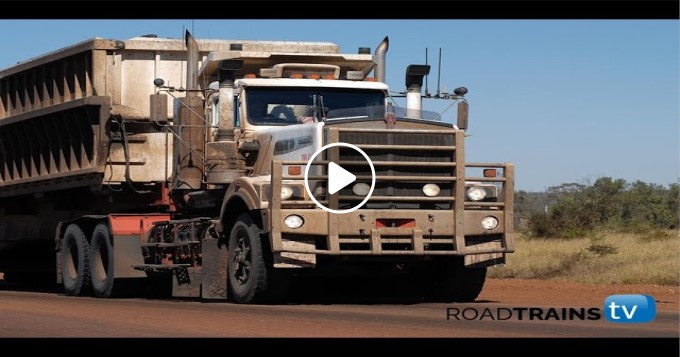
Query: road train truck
0 32 514 303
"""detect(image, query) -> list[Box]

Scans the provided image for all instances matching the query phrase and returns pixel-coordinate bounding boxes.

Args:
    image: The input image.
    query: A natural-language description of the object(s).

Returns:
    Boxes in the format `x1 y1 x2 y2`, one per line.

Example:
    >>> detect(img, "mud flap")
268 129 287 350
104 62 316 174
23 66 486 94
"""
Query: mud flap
55 222 63 284
113 235 147 278
55 252 62 284
172 267 202 298
201 238 228 299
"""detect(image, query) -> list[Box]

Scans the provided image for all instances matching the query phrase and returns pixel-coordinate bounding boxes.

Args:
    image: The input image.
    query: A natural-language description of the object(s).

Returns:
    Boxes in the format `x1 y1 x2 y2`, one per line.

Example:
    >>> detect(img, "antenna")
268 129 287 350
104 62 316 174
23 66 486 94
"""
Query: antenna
436 48 442 98
425 48 430 97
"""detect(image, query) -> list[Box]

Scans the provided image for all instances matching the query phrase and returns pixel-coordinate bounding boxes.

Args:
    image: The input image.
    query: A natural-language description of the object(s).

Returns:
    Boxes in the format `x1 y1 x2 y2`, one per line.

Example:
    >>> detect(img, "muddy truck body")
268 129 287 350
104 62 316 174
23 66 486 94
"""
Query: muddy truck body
0 32 514 302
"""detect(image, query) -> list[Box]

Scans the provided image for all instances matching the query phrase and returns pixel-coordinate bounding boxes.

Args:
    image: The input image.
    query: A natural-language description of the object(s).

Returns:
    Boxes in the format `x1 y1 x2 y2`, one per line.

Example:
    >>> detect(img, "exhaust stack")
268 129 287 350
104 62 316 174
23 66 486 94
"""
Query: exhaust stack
374 37 389 83
185 30 199 96
405 64 431 119
173 31 205 190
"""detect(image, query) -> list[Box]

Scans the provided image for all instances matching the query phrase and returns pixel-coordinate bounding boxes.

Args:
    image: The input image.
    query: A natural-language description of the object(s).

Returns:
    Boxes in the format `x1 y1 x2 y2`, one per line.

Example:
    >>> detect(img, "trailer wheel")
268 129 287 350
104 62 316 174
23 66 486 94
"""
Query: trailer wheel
89 223 115 298
61 224 91 296
431 257 487 302
227 213 278 304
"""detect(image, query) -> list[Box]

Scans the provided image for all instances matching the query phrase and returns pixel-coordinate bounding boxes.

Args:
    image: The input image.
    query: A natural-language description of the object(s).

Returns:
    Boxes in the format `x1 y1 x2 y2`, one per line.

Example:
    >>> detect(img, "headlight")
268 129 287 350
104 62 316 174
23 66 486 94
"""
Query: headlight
281 186 294 200
466 186 487 201
481 216 499 230
352 182 371 196
422 184 441 197
284 215 304 229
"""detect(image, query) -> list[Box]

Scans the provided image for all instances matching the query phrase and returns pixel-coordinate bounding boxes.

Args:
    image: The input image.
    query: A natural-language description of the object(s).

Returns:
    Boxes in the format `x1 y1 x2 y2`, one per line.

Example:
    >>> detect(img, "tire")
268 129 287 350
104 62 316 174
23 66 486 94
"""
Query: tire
89 223 115 298
431 257 487 302
61 224 91 296
227 213 288 304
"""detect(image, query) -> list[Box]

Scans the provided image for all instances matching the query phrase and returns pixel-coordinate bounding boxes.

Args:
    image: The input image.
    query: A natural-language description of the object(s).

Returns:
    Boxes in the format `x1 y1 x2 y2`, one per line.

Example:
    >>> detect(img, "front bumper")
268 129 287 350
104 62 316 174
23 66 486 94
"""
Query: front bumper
271 208 513 256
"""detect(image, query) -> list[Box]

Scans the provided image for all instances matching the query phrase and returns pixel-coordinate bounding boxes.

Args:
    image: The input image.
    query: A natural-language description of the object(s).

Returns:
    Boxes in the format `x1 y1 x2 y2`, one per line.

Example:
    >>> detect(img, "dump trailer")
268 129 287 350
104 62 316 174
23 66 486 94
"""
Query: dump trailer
0 32 514 303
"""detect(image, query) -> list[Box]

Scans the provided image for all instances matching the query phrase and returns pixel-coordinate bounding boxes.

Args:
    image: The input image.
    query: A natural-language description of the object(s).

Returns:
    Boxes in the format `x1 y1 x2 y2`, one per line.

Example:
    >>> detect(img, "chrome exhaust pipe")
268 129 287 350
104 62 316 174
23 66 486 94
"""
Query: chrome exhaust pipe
185 30 199 97
374 36 389 83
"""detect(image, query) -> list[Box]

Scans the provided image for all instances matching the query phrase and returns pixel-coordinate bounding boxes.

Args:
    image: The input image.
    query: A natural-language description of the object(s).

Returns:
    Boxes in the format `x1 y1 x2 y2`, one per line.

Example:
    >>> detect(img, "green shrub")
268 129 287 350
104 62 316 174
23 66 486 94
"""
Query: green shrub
516 179 679 238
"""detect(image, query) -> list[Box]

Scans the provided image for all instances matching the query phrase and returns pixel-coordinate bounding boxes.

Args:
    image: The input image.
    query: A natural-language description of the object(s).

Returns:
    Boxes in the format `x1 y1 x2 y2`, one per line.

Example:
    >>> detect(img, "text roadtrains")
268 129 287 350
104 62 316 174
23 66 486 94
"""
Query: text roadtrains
446 307 602 321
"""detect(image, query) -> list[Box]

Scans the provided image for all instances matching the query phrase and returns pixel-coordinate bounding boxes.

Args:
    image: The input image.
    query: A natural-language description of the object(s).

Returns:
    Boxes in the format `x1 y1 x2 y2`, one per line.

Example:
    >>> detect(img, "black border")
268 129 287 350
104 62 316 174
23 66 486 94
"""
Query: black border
0 1 677 20
0 338 678 353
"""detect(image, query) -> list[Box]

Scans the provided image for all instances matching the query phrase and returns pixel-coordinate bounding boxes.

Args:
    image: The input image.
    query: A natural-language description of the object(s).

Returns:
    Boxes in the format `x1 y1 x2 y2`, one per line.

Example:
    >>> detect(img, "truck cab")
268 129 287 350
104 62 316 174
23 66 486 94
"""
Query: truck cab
183 38 515 303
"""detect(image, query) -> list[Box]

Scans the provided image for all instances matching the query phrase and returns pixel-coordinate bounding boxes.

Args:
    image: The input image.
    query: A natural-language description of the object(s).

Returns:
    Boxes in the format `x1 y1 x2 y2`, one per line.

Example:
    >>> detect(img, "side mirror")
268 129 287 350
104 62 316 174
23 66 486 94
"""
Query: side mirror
457 101 468 130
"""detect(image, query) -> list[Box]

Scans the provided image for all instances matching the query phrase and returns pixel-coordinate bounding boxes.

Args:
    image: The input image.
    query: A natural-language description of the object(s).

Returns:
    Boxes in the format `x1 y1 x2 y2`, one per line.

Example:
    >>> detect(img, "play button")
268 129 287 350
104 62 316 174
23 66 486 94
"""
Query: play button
327 162 356 195
304 142 375 214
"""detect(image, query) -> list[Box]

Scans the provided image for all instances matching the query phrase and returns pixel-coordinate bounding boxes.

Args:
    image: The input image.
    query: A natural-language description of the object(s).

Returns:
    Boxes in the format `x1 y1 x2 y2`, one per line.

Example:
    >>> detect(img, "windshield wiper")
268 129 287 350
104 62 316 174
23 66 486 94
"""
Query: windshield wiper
296 94 326 124
318 95 327 122
296 104 316 124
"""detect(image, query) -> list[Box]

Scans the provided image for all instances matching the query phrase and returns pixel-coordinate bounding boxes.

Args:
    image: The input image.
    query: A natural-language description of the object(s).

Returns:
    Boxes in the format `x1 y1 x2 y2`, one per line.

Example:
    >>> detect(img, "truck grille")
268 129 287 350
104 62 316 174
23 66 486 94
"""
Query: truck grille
336 129 457 209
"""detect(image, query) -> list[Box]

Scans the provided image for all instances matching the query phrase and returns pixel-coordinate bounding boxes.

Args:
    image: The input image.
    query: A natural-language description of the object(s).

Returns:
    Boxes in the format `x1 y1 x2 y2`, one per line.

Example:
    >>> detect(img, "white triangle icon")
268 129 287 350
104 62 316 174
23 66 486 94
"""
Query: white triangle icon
328 162 356 195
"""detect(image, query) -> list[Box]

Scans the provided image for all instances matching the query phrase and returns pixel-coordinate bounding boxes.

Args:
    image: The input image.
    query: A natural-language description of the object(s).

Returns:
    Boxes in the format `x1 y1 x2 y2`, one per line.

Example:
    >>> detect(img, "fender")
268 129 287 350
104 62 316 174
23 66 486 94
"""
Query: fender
217 175 271 234
55 215 108 250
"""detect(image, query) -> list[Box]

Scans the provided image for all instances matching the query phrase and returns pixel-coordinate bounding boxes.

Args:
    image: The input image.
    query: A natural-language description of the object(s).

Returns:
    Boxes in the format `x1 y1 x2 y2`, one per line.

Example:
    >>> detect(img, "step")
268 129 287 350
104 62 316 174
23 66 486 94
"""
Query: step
131 264 191 271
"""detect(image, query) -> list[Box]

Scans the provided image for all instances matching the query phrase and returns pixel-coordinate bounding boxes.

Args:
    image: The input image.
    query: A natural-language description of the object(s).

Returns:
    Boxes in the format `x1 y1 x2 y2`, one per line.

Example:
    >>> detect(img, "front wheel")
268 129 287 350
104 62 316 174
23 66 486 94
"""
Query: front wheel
227 213 288 304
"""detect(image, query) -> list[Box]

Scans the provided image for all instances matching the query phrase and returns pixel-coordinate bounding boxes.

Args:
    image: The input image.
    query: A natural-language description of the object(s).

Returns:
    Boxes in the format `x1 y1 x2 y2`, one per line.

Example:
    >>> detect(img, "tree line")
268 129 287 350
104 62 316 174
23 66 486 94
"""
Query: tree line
514 178 679 238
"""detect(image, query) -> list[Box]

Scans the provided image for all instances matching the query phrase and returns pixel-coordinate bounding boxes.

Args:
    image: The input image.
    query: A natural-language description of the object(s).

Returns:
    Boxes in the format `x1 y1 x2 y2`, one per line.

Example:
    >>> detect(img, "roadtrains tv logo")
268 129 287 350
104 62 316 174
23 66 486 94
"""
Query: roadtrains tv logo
604 294 656 323
446 294 656 323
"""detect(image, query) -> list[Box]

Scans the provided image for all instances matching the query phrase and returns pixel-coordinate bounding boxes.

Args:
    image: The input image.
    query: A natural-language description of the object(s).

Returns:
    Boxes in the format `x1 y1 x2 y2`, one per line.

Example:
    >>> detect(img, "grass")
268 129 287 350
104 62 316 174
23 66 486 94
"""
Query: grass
488 230 680 286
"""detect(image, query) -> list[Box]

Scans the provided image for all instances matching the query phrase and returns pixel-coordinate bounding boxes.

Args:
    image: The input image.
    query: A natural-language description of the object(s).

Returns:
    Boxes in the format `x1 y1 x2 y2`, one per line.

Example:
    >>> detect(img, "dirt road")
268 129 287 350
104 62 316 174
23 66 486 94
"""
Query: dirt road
0 278 677 337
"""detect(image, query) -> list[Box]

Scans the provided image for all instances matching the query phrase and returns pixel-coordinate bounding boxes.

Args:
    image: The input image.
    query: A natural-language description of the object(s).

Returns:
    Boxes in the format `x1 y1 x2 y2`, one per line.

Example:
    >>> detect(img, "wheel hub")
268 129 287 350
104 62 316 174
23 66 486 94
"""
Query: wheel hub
233 235 252 285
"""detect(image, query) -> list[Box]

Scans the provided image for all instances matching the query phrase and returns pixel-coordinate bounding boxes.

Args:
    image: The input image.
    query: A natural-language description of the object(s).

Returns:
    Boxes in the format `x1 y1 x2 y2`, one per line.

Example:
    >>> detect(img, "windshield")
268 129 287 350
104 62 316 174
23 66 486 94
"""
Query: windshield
245 87 385 125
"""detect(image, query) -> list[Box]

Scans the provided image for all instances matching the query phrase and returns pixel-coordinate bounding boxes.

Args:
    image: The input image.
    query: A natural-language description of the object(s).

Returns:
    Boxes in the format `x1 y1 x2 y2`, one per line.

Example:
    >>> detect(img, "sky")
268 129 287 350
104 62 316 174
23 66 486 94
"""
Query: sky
0 20 677 191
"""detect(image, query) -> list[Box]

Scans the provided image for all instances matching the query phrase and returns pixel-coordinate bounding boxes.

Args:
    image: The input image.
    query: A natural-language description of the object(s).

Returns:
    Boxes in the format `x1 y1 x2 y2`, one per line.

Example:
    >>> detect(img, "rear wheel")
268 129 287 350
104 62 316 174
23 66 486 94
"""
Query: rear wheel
61 224 91 296
89 223 115 298
430 257 487 302
227 213 288 304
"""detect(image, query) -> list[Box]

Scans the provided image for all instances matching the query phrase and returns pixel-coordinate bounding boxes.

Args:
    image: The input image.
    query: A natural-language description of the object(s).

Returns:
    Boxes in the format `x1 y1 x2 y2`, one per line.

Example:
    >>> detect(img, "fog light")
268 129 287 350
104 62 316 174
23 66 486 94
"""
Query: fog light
481 216 499 230
352 182 370 196
422 183 441 197
466 187 487 201
284 215 304 229
281 186 294 200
